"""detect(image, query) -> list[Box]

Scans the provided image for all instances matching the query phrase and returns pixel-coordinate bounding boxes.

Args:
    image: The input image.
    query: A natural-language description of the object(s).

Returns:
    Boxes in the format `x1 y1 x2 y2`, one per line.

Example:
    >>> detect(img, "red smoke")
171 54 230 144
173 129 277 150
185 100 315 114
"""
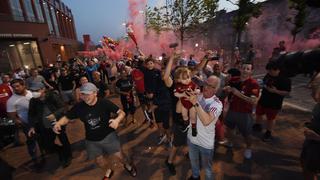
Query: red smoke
247 0 320 63
101 0 210 61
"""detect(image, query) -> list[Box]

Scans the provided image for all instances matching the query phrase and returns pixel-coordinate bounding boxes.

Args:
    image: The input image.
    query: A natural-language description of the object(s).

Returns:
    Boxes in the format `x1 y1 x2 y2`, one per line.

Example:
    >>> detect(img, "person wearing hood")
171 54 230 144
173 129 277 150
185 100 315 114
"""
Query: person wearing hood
27 82 72 168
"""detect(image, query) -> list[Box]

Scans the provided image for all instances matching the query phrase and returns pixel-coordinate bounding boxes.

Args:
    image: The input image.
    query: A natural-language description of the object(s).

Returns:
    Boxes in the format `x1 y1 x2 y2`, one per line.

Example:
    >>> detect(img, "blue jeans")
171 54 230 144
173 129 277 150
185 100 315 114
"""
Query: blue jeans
188 139 214 180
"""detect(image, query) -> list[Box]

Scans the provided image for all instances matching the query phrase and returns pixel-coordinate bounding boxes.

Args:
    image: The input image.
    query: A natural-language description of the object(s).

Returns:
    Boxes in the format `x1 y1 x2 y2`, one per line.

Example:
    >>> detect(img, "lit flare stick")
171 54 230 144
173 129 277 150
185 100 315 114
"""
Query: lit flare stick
126 23 138 47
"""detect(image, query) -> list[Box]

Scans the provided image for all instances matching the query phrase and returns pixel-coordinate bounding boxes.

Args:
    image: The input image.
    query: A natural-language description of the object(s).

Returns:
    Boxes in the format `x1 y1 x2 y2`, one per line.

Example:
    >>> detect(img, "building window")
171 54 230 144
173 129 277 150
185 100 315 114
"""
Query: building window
50 6 60 36
55 0 60 9
23 0 36 22
34 0 45 22
9 0 24 21
0 40 42 73
43 3 55 35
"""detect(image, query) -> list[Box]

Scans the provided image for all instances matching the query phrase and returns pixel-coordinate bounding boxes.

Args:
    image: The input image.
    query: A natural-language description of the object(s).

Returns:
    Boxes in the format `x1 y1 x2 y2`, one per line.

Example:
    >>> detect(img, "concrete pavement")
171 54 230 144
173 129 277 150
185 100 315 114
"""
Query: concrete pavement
0 75 318 180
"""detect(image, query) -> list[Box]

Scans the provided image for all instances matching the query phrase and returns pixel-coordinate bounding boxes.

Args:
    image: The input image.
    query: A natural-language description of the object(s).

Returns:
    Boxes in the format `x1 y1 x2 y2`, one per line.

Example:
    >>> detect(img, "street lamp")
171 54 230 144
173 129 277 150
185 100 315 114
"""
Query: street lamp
195 43 199 47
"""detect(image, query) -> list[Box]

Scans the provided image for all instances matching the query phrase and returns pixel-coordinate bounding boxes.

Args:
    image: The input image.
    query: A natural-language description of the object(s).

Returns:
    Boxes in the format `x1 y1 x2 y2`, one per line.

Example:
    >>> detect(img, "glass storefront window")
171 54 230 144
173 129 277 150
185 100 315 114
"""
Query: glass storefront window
23 0 36 22
34 0 45 22
50 6 60 37
9 0 24 21
0 41 42 73
43 3 55 35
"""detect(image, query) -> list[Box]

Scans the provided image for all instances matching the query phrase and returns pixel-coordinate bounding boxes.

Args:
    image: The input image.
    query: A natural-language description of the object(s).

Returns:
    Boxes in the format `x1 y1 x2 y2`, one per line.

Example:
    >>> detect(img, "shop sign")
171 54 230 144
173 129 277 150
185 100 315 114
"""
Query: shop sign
0 33 32 38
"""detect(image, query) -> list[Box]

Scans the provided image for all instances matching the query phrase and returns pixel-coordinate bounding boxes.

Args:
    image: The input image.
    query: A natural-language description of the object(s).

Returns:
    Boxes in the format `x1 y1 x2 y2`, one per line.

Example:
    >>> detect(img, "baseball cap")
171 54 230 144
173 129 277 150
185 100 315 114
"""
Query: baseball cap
80 82 99 94
29 82 45 91
188 60 197 67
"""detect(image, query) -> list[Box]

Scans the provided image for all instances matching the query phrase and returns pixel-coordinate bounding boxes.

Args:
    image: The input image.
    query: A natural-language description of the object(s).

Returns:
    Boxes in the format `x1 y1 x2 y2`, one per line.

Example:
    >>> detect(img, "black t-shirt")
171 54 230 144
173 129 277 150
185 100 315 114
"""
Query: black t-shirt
153 75 172 110
142 68 162 94
115 77 133 98
258 74 291 109
66 99 119 141
116 77 133 92
94 80 109 99
58 75 74 91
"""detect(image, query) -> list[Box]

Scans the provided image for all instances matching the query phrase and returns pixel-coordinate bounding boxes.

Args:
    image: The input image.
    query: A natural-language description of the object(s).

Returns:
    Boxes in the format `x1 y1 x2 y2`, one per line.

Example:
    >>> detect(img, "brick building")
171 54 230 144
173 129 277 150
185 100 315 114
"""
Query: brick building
0 0 78 73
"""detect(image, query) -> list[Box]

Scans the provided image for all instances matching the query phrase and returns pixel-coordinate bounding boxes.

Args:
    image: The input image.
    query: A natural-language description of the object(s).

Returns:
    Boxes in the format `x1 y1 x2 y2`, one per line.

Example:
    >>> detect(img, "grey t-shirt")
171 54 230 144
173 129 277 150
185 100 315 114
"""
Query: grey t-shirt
26 75 45 88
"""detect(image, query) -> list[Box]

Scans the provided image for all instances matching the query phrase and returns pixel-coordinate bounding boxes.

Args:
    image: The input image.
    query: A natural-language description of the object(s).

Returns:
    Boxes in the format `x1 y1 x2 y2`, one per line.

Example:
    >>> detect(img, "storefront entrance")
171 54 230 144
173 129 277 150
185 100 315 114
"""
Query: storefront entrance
0 40 42 73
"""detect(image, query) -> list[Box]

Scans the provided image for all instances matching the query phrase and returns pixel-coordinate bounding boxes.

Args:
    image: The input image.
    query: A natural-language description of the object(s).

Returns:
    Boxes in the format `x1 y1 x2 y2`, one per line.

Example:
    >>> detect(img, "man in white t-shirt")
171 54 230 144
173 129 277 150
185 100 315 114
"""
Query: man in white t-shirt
186 75 222 180
6 79 39 166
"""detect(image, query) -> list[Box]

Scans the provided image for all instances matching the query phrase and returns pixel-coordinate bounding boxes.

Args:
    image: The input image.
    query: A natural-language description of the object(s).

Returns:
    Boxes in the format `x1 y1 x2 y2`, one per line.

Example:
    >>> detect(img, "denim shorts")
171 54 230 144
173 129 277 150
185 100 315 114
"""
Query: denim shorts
85 132 121 160
224 110 253 137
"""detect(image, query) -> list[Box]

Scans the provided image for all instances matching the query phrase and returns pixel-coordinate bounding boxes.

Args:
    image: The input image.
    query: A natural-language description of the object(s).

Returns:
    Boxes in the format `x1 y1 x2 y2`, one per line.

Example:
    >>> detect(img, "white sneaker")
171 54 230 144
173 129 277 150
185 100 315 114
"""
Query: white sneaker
218 140 233 148
144 110 151 122
158 134 167 145
244 149 252 159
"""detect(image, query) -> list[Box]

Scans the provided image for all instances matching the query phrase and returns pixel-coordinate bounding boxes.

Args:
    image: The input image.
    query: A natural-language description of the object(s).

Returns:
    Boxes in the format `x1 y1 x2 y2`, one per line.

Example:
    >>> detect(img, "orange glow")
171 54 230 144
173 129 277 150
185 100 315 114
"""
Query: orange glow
60 45 65 51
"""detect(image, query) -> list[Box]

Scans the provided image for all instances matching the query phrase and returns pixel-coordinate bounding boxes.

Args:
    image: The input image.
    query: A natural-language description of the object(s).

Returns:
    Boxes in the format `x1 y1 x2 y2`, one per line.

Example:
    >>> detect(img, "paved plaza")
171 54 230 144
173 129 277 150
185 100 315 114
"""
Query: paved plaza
0 76 319 180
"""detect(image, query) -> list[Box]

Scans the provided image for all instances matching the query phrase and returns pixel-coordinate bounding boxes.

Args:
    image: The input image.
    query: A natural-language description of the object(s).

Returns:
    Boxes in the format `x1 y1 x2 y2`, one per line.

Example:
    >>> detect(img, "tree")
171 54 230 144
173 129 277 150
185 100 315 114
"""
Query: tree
288 0 320 43
145 6 168 34
146 0 219 48
228 0 261 48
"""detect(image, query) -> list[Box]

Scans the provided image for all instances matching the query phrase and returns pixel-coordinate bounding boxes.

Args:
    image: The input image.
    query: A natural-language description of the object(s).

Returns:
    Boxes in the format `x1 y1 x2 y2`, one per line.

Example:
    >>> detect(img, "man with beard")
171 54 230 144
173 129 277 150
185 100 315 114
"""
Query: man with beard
6 79 40 167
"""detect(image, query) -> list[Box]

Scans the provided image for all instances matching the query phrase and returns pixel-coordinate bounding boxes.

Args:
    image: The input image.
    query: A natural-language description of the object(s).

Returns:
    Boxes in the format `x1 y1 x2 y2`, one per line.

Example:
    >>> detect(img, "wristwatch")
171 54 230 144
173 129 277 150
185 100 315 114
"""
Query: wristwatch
193 103 199 107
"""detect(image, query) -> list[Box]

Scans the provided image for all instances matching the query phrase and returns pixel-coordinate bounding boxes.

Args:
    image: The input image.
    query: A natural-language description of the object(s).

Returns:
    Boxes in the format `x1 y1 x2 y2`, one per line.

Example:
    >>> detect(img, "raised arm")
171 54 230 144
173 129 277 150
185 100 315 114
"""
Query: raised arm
191 50 212 76
162 52 180 88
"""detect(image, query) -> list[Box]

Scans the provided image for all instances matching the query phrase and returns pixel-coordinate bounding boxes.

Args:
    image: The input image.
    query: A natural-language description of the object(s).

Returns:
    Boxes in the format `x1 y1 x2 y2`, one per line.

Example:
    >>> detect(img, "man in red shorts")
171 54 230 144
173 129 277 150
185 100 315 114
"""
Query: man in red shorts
253 61 291 142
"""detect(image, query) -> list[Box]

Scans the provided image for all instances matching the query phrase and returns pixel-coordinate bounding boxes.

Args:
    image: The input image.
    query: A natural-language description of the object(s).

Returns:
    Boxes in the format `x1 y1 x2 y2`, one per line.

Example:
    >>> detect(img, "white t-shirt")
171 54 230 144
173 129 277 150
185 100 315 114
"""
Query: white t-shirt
188 94 223 150
6 90 33 123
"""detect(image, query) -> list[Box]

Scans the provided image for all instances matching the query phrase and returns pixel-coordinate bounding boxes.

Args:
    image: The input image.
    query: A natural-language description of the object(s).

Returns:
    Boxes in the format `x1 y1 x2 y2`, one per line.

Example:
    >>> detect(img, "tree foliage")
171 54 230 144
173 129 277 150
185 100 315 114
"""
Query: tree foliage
146 0 219 47
231 0 261 47
288 0 320 43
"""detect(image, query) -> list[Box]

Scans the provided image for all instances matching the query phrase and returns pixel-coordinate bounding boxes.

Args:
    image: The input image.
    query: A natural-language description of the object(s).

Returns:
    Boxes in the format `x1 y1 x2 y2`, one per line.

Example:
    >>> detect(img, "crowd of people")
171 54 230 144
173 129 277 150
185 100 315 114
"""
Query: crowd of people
0 44 319 180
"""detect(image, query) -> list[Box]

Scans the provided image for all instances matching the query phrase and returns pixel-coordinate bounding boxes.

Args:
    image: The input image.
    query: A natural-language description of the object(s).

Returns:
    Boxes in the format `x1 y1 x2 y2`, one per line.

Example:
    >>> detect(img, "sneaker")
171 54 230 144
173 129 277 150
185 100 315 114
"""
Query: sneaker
143 110 151 122
179 123 190 133
244 148 252 159
147 112 154 120
252 123 262 132
158 134 167 145
262 131 273 142
217 139 227 145
102 169 113 180
169 137 173 148
220 140 233 148
188 175 200 180
165 160 176 175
